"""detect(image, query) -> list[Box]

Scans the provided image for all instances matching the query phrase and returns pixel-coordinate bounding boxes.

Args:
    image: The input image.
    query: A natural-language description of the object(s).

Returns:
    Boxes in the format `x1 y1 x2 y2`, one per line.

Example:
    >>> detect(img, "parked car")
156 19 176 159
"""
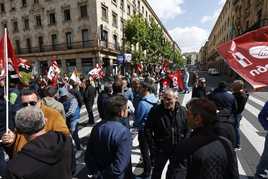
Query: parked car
208 68 220 75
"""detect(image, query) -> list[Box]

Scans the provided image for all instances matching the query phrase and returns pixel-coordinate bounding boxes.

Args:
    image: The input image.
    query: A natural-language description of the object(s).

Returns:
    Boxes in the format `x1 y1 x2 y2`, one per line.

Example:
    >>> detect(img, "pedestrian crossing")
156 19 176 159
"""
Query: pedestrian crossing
76 92 267 179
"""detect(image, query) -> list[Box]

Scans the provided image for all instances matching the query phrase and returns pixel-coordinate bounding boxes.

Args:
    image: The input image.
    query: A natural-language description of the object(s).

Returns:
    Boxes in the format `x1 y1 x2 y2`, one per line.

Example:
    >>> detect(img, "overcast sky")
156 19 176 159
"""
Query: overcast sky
148 0 226 53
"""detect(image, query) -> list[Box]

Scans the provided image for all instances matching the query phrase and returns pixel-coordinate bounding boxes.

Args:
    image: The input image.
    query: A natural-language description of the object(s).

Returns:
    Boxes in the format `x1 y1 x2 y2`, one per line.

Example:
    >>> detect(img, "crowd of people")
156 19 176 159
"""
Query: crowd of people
0 70 267 179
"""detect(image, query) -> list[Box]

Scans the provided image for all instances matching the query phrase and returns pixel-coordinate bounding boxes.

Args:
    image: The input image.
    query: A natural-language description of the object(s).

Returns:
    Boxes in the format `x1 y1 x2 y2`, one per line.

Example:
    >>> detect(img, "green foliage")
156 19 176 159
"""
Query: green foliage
124 15 184 67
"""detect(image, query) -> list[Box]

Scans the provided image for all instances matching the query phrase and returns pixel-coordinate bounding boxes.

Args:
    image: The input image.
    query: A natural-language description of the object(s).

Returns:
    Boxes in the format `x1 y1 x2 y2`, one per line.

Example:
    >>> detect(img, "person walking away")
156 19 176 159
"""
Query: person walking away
85 95 132 179
84 78 96 125
255 100 268 179
59 88 81 151
97 83 113 120
134 77 158 178
191 78 206 98
174 98 239 179
231 80 248 150
145 88 189 179
5 106 72 179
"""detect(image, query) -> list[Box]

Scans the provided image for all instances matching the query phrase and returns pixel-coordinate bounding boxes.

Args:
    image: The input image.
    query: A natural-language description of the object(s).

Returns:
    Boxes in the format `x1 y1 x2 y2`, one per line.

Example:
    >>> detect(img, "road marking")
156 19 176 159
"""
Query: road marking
237 157 247 176
240 116 265 155
249 95 265 107
182 91 192 107
245 103 260 118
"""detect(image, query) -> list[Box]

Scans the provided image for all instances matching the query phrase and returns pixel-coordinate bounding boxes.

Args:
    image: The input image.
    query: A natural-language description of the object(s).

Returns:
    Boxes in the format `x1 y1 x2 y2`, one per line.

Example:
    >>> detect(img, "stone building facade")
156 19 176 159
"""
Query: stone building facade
0 0 178 75
199 0 268 73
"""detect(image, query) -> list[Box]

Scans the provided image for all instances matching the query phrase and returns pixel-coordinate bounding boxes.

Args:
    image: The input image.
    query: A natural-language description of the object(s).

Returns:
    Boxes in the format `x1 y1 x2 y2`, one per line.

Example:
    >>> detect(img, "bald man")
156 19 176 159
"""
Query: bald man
145 88 190 179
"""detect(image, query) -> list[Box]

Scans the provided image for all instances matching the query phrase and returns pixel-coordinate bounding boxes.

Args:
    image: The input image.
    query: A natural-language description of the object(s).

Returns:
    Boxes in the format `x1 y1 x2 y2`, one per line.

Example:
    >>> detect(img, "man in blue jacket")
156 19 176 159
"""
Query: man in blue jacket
85 95 132 179
255 100 268 179
134 77 158 177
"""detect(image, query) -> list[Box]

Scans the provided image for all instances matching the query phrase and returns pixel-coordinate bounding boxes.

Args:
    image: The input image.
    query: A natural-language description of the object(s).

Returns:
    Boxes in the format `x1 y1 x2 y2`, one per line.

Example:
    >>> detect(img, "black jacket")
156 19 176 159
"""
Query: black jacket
233 91 248 114
174 127 239 179
6 132 72 179
145 103 190 152
84 85 96 107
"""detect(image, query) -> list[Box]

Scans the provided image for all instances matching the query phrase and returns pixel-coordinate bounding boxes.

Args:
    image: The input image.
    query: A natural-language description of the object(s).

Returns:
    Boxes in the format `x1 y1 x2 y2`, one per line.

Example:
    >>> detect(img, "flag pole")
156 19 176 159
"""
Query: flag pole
4 28 9 133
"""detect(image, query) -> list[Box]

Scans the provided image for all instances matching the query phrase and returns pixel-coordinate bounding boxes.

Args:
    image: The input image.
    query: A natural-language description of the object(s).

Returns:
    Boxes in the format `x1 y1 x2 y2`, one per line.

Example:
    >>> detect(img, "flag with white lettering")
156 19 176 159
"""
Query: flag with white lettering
47 56 60 87
217 26 268 89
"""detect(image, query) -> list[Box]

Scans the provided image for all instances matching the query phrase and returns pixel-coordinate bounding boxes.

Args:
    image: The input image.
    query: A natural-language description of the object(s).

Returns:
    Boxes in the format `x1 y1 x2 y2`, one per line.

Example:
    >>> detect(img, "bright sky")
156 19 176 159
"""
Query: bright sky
148 0 226 53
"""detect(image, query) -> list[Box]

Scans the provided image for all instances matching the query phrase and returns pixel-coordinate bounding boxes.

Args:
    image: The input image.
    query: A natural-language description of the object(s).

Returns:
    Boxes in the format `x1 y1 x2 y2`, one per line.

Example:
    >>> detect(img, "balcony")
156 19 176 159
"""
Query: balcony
16 40 121 55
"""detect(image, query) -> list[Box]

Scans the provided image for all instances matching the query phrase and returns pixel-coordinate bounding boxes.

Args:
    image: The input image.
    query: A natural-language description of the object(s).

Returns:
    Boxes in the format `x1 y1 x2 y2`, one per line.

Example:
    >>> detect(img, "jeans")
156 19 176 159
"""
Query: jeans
86 104 95 125
234 113 242 147
151 149 186 179
255 134 268 179
0 147 6 177
138 131 151 175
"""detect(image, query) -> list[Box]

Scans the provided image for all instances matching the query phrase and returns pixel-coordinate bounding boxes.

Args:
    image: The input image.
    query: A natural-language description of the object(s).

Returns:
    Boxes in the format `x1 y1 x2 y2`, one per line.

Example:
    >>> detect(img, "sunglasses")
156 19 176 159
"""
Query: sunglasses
22 101 37 107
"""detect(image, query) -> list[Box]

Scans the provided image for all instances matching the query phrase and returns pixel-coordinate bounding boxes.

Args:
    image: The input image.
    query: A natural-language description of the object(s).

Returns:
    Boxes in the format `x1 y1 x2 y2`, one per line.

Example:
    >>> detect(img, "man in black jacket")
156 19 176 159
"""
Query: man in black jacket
145 88 189 179
84 78 96 125
5 106 73 179
174 98 239 179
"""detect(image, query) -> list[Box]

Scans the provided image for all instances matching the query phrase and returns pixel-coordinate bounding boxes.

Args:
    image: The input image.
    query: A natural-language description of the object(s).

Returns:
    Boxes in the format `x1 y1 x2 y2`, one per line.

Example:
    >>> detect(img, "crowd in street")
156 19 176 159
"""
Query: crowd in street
0 70 267 179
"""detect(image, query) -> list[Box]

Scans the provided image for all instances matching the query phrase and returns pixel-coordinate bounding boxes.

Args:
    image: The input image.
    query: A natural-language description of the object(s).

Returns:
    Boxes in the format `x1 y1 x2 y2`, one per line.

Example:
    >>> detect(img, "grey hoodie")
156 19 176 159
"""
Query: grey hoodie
43 97 66 119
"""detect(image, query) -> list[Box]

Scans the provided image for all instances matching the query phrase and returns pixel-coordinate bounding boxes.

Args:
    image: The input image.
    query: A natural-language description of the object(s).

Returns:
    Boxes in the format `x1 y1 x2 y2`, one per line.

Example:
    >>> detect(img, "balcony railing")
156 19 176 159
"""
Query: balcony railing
16 40 121 55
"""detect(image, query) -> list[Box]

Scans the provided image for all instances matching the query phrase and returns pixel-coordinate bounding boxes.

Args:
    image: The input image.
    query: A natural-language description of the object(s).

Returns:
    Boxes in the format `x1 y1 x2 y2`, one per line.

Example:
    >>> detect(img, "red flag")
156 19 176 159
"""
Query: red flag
47 56 60 87
88 64 105 80
217 26 268 89
0 31 20 80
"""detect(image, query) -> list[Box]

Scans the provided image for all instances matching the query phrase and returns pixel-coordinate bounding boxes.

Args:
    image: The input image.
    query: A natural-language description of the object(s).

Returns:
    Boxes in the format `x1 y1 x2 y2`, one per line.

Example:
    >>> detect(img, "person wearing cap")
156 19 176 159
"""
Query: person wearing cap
1 88 69 157
43 86 66 119
59 87 81 151
134 77 158 178
5 106 73 179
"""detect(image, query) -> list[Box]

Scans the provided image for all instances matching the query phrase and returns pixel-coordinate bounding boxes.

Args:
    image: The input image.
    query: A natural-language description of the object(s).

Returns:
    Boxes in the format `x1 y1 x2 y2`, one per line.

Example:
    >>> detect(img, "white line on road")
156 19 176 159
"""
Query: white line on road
249 95 265 107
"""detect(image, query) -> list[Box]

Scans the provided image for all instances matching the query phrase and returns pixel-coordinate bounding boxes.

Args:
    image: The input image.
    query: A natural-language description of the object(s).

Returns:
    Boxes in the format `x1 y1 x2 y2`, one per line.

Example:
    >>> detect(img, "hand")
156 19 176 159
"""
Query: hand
1 129 15 146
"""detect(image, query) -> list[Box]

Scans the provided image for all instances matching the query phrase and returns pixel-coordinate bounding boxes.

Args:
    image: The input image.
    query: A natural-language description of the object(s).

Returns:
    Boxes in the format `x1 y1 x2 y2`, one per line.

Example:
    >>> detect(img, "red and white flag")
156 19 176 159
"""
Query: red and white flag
217 26 268 89
47 56 60 86
88 64 105 79
70 67 81 84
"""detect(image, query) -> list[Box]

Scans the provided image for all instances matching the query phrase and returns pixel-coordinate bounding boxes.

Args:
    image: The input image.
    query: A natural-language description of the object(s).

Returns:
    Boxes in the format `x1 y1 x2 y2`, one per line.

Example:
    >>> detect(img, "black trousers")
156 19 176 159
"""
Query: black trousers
86 104 95 125
138 131 151 175
151 150 186 179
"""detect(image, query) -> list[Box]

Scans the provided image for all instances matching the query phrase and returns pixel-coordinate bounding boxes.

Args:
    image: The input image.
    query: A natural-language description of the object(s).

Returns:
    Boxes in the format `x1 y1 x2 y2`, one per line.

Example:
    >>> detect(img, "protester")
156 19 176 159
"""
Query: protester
191 77 206 98
85 95 132 179
69 80 84 108
122 78 134 101
255 100 268 179
131 78 141 109
134 77 158 177
43 86 66 119
1 88 69 156
231 80 248 150
59 87 81 151
97 83 113 120
83 78 96 125
145 88 189 179
174 98 239 179
5 106 72 179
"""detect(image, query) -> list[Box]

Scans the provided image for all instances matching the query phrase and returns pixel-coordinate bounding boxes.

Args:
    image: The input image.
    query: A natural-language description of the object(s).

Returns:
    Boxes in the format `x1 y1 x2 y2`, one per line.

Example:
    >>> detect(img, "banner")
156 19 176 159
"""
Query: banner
47 56 60 86
217 26 268 89
70 68 81 84
88 64 105 79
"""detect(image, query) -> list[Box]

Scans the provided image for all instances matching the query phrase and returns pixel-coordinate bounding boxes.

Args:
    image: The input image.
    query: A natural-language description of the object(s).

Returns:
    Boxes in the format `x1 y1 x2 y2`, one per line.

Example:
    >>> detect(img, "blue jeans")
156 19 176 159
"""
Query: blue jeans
234 113 242 147
255 134 268 179
0 147 6 177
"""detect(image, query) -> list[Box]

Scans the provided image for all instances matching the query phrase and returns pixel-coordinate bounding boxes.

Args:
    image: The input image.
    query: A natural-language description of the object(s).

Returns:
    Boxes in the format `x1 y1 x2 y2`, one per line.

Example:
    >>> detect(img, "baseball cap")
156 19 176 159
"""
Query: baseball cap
59 87 69 97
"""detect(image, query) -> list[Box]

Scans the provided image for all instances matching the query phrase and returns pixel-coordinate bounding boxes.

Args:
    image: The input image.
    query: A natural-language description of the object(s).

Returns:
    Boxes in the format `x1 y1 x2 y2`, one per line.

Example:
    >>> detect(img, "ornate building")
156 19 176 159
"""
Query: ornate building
0 0 178 75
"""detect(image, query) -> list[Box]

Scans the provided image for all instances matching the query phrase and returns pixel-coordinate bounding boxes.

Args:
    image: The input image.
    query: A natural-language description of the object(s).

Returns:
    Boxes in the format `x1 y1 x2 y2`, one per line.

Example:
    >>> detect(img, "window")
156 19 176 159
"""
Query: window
51 34 57 50
82 29 90 48
24 18 29 30
66 59 76 73
120 0 124 9
65 32 72 49
146 11 148 18
113 34 118 49
0 3 5 13
80 5 88 18
112 12 118 27
26 38 31 53
81 58 93 74
49 13 56 25
138 1 140 10
127 5 130 15
38 36 43 51
101 4 108 21
13 21 19 32
121 18 124 30
34 0 39 4
22 0 27 7
101 27 108 48
142 6 144 14
15 40 21 53
64 9 71 21
35 15 42 27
